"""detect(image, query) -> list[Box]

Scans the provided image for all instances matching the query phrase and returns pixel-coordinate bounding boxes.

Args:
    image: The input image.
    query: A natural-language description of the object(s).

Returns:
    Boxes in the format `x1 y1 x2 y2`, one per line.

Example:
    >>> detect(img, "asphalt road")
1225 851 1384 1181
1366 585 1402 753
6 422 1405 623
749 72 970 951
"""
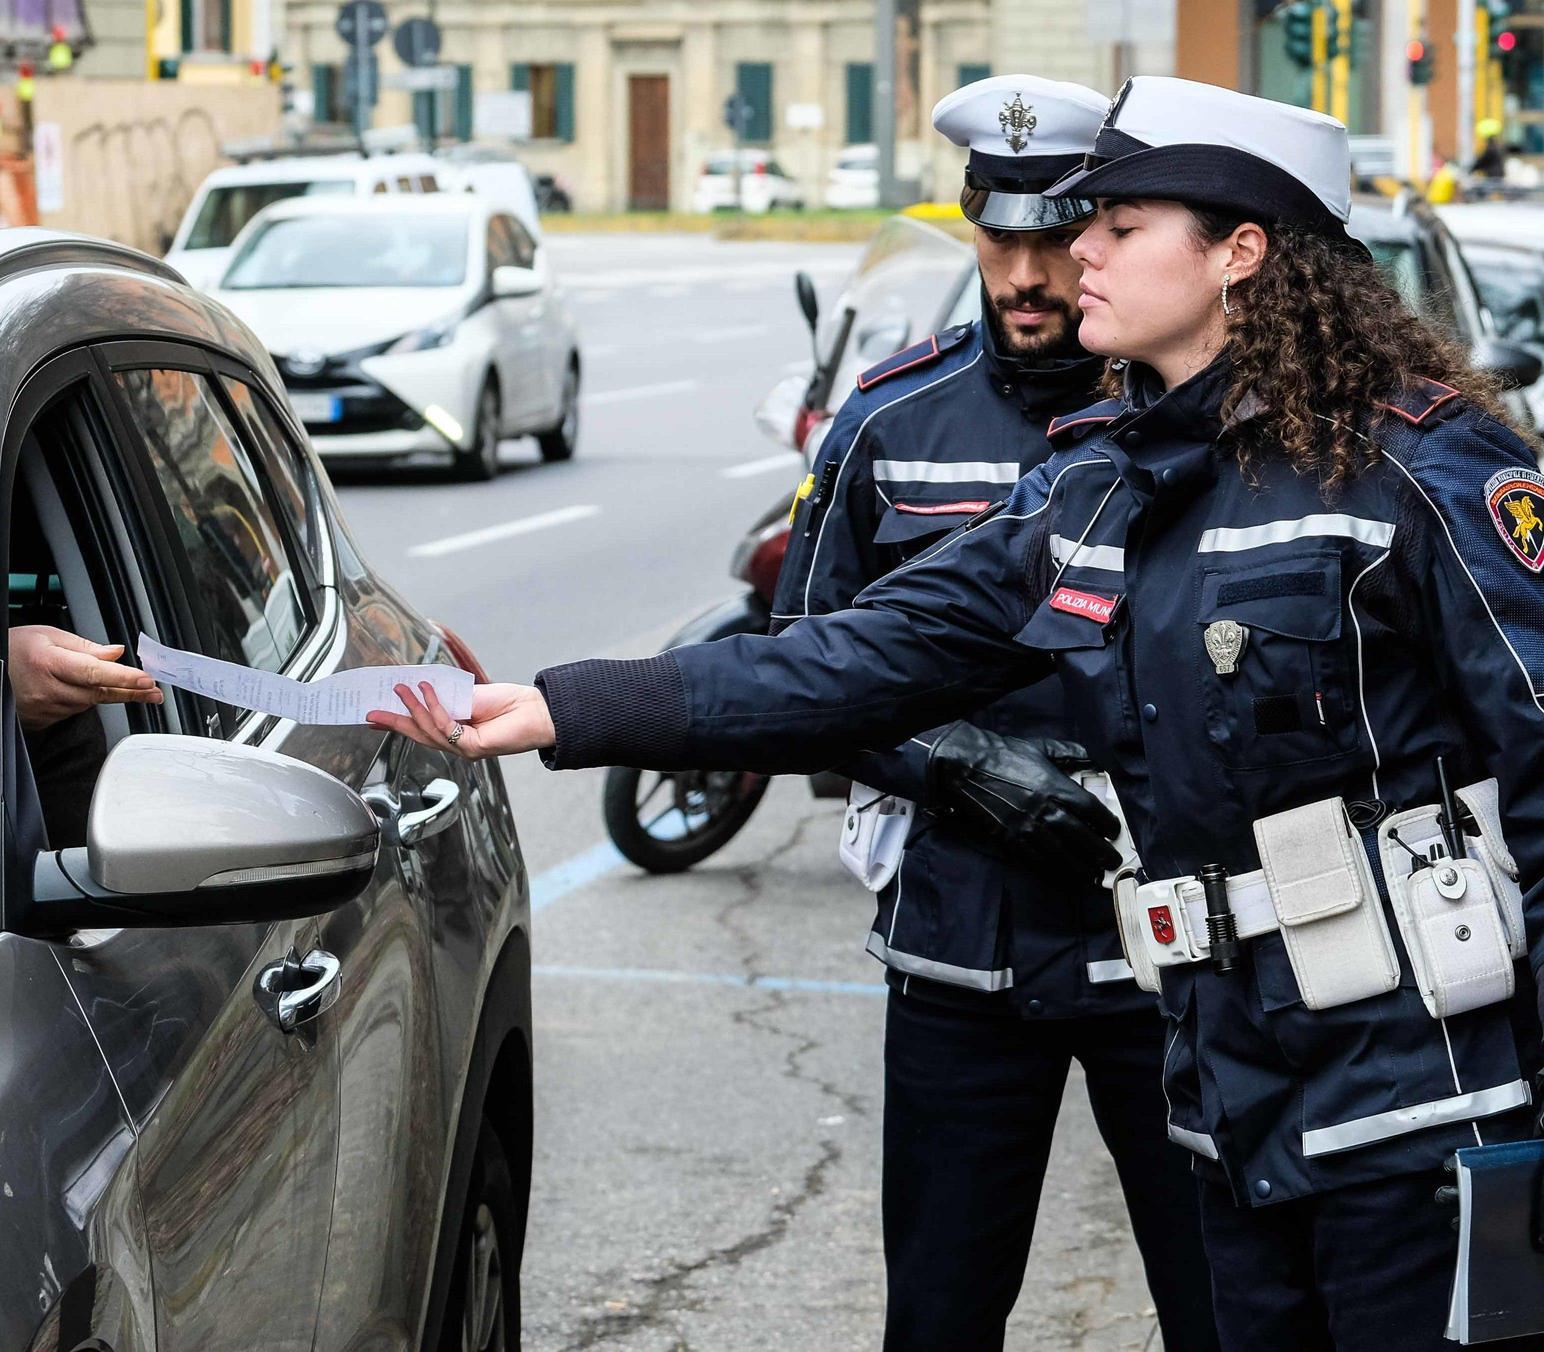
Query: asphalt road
333 233 1161 1350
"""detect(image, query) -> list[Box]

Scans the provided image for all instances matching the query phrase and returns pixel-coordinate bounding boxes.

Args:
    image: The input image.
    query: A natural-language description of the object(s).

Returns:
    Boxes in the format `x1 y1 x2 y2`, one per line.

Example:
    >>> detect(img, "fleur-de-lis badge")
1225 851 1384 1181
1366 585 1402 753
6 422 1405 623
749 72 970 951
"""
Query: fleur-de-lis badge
999 93 1037 153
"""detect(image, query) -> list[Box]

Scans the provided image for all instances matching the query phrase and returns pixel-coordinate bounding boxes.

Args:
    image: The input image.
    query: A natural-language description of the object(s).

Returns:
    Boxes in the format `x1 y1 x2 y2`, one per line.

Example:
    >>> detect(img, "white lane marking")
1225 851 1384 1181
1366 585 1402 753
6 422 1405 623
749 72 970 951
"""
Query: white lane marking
687 324 771 344
721 452 795 480
409 504 601 559
584 379 699 406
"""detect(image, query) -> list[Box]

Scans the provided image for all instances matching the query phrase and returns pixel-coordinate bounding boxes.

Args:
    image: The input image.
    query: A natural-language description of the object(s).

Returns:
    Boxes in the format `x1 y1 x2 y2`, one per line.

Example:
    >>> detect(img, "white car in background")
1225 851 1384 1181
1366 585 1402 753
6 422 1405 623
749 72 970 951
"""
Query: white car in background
166 152 442 291
692 151 805 214
826 144 879 209
211 194 581 479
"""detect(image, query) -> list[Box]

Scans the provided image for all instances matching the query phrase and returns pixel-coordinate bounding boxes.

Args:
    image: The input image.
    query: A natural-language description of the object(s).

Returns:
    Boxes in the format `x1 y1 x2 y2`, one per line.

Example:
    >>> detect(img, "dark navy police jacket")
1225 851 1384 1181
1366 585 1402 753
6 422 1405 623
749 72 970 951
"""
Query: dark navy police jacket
771 316 1149 1018
538 360 1544 1204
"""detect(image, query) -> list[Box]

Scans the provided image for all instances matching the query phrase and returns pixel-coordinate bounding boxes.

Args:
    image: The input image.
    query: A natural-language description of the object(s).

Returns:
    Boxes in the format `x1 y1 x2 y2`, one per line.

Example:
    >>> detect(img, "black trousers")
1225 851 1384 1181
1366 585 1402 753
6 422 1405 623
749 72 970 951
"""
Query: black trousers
1199 1173 1544 1352
882 990 1220 1351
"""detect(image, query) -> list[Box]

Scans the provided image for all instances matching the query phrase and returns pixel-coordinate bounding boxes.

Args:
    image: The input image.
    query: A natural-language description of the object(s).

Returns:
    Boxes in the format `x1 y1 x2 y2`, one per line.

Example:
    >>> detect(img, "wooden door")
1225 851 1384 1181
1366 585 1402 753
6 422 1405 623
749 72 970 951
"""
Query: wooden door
628 75 670 210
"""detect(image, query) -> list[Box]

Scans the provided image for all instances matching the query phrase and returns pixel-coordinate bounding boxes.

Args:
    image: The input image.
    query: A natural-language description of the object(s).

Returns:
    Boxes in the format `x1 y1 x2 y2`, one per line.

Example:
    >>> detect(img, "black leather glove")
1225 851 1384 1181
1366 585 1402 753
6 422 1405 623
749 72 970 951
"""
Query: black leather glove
925 724 1121 874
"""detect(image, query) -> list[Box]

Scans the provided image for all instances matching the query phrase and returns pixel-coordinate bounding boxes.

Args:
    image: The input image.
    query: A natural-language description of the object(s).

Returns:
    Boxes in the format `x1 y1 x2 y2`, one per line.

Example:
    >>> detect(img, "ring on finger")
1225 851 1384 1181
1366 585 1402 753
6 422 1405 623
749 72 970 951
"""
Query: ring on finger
447 723 464 746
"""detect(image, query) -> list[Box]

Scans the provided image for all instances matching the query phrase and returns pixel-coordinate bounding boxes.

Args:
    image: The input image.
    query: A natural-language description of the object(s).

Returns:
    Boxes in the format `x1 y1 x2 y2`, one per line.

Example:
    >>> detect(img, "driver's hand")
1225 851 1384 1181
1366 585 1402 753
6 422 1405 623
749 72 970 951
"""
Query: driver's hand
367 680 554 760
10 625 164 732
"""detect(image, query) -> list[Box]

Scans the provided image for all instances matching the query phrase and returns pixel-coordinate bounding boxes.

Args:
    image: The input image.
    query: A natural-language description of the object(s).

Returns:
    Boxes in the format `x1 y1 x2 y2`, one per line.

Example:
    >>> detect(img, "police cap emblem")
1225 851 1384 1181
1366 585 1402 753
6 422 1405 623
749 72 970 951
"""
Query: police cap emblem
999 93 1037 153
1485 466 1544 572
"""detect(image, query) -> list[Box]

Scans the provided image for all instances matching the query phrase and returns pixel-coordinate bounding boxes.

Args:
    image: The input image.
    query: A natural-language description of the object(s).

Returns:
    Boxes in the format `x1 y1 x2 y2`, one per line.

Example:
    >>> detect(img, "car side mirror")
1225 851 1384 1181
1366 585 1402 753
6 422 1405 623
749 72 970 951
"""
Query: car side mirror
15 734 378 937
1472 336 1543 391
492 264 541 298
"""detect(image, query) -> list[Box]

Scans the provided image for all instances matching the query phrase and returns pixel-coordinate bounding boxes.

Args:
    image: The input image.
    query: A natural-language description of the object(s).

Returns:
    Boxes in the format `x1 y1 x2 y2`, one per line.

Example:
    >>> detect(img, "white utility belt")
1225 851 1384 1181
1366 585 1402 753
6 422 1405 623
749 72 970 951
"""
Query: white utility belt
1112 779 1527 1019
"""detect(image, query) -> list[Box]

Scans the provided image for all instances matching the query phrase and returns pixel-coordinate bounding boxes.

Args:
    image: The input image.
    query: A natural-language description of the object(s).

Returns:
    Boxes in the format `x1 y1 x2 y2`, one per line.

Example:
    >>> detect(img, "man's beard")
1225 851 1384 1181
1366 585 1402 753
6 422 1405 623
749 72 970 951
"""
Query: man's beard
985 285 1085 363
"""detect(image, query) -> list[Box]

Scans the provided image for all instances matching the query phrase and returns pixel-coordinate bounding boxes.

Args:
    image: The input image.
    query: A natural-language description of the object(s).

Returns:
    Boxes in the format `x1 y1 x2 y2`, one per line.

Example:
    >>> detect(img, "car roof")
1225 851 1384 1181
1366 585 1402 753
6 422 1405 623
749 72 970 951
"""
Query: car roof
1347 196 1421 244
238 194 490 224
1435 202 1544 251
197 153 438 187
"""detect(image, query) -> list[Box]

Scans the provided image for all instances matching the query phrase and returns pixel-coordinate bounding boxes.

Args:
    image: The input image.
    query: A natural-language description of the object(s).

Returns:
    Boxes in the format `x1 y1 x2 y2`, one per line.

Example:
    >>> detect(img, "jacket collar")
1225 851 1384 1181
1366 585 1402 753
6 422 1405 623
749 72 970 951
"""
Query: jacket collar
1098 356 1239 497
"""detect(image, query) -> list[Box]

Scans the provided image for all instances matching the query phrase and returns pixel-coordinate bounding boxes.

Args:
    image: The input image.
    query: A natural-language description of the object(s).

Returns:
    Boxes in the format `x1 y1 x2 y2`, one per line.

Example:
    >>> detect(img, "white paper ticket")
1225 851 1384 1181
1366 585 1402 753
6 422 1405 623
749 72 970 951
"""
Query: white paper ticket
138 633 474 726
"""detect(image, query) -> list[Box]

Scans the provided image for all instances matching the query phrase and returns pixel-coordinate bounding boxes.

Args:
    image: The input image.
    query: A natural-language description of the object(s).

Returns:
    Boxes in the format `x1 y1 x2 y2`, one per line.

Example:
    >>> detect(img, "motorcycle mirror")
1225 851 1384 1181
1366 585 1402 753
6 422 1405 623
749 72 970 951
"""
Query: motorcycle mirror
794 271 820 335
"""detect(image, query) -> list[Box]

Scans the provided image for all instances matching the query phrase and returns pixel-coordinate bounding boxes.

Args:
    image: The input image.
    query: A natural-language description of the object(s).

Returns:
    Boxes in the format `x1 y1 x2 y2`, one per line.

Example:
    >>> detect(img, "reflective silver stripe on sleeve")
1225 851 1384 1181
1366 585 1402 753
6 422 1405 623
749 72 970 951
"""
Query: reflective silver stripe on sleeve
1167 1123 1220 1160
1050 534 1126 573
1197 514 1396 553
1300 1079 1531 1158
1085 958 1135 983
865 931 1014 991
873 459 1021 485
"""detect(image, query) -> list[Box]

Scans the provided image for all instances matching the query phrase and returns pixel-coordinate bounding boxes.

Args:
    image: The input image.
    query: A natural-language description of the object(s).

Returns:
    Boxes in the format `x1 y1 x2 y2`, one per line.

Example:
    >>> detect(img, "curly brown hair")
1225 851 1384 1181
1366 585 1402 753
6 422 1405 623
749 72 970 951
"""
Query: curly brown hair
1100 208 1509 494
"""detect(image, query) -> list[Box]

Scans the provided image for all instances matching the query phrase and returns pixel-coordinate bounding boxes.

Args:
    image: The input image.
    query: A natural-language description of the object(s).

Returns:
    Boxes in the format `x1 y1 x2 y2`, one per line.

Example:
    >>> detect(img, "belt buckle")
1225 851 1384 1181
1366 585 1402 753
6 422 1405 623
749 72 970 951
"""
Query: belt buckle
1138 879 1204 968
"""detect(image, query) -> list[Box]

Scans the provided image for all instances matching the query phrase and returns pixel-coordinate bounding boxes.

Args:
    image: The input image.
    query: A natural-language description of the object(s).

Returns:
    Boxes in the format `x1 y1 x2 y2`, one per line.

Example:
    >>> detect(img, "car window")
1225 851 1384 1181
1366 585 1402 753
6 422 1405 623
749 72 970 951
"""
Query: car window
417 174 437 192
502 214 537 269
112 368 309 674
1463 243 1544 342
487 215 520 271
397 176 414 191
1365 240 1425 317
222 213 470 289
184 179 354 250
221 375 327 577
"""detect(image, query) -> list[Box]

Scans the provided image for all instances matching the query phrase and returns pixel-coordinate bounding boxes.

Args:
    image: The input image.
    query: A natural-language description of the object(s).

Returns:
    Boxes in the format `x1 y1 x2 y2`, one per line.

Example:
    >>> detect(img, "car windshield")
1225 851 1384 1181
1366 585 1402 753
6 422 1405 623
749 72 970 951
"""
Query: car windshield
222 213 470 289
1460 243 1544 343
185 179 354 250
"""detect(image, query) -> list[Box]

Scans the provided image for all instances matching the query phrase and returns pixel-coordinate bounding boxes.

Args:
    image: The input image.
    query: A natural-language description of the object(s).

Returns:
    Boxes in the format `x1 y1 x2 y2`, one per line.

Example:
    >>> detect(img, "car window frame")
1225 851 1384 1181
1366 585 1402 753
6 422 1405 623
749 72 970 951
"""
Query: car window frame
501 213 537 270
90 339 328 738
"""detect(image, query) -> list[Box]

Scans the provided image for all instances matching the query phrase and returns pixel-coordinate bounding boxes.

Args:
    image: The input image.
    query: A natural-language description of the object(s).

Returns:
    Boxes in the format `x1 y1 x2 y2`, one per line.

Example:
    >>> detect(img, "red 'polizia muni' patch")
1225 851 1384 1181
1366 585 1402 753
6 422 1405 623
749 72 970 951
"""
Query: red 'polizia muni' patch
1149 906 1176 946
1049 586 1119 624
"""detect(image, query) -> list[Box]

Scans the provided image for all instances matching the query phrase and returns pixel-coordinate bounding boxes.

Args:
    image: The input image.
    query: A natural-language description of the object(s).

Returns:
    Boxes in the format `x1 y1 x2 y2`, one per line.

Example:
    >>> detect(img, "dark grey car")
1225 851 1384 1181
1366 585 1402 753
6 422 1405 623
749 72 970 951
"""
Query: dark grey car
0 230 530 1350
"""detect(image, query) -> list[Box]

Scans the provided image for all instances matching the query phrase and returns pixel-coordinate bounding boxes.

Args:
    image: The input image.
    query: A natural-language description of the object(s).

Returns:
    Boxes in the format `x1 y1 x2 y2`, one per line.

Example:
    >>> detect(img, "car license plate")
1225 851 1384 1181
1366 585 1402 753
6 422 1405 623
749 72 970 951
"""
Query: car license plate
289 393 342 424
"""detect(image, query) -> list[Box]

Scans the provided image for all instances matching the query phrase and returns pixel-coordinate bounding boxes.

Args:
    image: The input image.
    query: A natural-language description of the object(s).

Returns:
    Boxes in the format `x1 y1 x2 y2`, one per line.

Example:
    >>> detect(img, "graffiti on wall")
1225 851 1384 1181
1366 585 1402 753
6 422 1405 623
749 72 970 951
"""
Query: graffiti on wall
67 107 222 254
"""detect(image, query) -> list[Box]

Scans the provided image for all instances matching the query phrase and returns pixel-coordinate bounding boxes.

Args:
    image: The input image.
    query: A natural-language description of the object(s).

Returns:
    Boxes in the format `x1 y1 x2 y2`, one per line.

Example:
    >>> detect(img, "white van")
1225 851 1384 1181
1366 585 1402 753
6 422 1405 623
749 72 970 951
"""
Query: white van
165 152 442 291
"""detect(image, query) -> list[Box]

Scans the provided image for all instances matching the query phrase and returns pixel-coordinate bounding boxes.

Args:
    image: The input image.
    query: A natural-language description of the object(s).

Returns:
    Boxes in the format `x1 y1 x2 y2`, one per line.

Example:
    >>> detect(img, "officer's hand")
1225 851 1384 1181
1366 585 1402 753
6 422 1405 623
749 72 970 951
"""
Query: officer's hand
926 724 1120 874
367 680 554 761
10 625 164 733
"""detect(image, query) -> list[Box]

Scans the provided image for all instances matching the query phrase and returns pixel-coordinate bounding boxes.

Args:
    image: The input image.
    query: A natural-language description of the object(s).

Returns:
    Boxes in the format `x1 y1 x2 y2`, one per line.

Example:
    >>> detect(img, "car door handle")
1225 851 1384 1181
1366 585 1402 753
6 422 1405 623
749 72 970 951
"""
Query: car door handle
255 949 342 1033
364 778 462 848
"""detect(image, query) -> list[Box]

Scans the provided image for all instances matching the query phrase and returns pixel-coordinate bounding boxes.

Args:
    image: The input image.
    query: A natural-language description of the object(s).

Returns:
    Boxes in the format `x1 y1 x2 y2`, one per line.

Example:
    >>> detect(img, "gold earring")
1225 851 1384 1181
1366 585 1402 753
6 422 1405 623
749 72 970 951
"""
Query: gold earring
1221 273 1234 316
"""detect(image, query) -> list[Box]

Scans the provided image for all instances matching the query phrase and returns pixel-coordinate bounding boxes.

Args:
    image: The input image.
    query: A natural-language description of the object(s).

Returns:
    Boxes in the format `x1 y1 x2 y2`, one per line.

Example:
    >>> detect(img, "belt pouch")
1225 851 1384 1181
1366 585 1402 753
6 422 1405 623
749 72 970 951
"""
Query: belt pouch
1456 780 1527 959
1113 873 1161 993
1379 802 1514 1018
1253 797 1400 1010
838 784 914 892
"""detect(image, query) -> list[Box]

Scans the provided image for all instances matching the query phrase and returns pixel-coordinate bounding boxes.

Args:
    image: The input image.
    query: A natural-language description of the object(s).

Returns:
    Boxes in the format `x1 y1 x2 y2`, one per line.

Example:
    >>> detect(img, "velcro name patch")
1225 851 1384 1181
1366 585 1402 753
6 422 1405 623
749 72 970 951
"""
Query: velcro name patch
1049 586 1119 624
1485 466 1544 573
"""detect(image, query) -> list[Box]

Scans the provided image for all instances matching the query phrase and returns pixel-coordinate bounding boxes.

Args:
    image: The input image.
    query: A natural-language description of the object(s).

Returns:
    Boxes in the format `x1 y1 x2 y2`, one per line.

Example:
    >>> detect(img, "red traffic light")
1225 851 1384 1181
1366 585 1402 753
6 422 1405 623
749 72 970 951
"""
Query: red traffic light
1498 30 1518 54
1406 38 1427 62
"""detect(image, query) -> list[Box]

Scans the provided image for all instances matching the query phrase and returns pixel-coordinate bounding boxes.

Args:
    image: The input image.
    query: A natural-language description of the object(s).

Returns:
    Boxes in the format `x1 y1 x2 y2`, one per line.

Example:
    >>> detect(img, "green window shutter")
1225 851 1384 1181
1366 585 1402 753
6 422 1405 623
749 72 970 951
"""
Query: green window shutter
845 62 873 144
736 62 773 143
957 62 991 88
312 64 336 122
510 62 529 92
454 64 474 142
555 62 575 142
413 89 436 141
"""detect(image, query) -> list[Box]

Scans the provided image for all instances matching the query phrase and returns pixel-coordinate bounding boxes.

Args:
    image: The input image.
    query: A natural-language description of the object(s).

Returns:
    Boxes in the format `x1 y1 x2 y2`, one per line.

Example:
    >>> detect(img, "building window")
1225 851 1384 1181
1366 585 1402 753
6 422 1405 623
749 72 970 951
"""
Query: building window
181 0 231 51
736 62 773 143
845 62 873 144
957 63 991 88
312 64 339 123
511 63 576 142
454 65 474 142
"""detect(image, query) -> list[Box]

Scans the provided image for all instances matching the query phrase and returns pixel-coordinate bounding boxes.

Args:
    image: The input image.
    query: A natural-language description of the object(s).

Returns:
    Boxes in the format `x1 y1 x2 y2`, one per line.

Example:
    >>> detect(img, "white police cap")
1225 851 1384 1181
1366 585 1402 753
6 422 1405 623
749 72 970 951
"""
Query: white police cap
932 75 1107 231
1047 76 1353 235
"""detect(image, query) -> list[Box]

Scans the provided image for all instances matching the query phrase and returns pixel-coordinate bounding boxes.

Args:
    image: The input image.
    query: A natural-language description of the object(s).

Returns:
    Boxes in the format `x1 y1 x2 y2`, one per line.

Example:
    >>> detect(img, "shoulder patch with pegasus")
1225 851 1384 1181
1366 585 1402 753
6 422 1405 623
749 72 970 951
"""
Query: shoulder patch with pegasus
1375 376 1462 428
856 325 972 392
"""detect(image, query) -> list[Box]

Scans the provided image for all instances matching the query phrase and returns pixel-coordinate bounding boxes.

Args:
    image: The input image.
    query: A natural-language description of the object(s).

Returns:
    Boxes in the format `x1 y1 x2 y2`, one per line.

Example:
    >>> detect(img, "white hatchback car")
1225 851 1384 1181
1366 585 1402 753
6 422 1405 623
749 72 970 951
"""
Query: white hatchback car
212 195 581 478
826 145 879 209
166 153 443 292
691 151 805 214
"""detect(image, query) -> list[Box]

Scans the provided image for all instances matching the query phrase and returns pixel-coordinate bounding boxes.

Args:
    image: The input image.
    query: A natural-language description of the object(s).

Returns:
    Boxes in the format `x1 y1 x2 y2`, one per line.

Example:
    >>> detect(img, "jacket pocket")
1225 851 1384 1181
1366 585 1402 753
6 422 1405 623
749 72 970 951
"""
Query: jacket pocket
1196 552 1358 770
1015 594 1139 755
874 492 1001 554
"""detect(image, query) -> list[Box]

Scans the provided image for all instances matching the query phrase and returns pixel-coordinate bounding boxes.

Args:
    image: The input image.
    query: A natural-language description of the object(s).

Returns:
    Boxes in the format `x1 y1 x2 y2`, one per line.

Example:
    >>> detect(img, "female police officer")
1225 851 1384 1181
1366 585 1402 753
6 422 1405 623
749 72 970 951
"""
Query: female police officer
372 79 1544 1349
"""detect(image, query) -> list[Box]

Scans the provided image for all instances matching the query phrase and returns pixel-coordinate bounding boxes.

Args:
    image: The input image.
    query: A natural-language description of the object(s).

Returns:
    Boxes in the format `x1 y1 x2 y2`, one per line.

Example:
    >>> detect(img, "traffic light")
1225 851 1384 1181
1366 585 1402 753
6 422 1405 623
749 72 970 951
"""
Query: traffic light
1284 2 1315 69
1407 37 1435 86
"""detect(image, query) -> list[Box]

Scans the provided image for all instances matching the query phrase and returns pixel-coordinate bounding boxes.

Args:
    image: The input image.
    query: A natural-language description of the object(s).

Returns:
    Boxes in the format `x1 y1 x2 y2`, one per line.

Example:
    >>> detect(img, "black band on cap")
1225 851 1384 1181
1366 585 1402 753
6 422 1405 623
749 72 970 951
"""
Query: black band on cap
966 148 1087 191
1046 142 1345 234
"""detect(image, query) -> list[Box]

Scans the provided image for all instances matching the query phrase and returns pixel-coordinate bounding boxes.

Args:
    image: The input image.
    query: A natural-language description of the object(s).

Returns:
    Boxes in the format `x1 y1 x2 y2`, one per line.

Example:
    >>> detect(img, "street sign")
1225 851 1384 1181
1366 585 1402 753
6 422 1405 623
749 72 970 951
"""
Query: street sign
723 92 752 133
383 65 457 91
343 50 379 108
335 0 387 47
393 16 441 68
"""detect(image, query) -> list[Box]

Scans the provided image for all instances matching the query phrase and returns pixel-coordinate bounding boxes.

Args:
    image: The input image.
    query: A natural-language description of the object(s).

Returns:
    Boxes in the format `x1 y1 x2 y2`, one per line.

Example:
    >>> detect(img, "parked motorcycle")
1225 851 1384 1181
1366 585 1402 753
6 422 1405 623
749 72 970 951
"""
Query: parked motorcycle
600 273 858 873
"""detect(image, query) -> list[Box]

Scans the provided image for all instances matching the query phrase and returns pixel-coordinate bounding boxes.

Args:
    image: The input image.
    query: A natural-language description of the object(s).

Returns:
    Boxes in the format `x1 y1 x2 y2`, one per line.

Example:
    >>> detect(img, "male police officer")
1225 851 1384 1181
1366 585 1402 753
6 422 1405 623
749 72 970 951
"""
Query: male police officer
770 77 1219 1351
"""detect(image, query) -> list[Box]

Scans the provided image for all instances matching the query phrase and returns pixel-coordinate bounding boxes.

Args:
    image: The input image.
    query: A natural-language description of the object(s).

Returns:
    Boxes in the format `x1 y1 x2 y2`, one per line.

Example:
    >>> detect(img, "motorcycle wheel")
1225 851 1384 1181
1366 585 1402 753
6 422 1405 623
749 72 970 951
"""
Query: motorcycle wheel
602 765 771 873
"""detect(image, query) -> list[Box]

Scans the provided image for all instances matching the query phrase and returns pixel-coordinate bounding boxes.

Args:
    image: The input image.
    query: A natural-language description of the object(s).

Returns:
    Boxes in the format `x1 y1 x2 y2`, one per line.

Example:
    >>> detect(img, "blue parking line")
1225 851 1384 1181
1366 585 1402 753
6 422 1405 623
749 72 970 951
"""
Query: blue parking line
528 841 626 913
534 963 887 998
